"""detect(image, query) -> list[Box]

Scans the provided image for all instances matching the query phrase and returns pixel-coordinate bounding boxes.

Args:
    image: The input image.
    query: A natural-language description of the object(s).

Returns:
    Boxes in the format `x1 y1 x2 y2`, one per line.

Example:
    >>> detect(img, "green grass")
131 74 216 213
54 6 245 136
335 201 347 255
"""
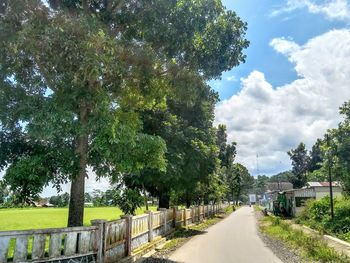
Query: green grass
260 216 349 263
0 206 157 231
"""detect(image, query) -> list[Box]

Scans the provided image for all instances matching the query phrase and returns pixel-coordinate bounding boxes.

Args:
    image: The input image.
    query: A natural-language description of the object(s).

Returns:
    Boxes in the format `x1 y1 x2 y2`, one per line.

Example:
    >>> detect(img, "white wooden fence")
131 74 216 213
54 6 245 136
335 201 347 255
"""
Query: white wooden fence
0 203 228 263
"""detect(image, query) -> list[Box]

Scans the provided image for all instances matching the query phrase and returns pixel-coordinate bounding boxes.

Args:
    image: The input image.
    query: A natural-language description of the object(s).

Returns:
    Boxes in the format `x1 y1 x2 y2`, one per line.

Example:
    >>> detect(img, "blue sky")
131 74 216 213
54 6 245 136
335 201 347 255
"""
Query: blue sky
213 0 347 100
214 0 350 175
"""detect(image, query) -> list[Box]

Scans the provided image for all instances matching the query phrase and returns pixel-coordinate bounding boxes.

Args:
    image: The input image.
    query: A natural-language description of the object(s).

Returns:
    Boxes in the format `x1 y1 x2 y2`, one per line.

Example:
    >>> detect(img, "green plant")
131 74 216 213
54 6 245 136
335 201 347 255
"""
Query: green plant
261 216 349 262
113 189 145 215
298 197 350 241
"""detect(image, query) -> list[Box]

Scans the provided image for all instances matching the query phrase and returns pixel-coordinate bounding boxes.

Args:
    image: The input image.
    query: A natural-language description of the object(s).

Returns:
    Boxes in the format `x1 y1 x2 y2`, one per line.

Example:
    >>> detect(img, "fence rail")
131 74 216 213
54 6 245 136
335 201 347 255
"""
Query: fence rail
0 203 229 263
0 225 99 263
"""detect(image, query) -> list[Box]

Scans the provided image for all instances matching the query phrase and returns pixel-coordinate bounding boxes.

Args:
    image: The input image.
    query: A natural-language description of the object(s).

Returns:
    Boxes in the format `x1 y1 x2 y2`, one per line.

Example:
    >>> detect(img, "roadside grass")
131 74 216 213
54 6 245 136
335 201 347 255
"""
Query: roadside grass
253 205 262 212
0 206 157 231
260 216 350 263
161 205 236 251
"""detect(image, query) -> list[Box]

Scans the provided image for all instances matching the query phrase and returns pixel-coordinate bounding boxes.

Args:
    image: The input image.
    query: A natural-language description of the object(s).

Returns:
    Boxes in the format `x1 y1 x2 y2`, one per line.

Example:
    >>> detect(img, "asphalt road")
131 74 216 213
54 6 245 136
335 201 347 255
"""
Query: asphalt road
169 206 283 263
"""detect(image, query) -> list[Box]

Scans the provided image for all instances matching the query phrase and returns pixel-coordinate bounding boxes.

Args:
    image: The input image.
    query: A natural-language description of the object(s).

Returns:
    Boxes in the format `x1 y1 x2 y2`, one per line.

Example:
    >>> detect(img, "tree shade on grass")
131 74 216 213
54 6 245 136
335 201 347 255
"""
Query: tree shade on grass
0 206 157 231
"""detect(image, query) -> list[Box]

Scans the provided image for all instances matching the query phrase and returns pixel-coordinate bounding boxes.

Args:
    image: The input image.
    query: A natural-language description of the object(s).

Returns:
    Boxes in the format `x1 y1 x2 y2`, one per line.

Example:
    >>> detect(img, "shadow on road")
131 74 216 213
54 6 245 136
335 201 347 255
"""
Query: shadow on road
141 258 179 263
171 228 208 239
140 229 208 262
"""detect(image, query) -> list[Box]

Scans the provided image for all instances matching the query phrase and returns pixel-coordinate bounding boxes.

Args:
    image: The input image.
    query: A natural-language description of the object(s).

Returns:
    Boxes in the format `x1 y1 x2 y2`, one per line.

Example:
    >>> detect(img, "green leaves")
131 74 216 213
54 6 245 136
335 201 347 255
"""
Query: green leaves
112 188 144 215
288 142 310 188
1 0 249 214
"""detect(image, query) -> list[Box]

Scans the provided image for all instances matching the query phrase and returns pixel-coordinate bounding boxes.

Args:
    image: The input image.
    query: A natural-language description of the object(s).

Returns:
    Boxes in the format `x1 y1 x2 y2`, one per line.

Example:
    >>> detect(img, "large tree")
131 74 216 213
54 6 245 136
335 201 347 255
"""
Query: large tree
287 142 310 188
0 0 248 225
227 163 254 203
255 175 269 195
124 77 221 208
308 139 324 173
325 101 350 194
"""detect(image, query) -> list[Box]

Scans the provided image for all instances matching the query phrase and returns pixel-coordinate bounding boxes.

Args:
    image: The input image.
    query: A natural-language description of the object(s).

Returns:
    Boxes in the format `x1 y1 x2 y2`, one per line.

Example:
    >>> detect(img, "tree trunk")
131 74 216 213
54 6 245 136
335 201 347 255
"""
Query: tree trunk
68 103 88 227
185 197 191 208
158 192 169 209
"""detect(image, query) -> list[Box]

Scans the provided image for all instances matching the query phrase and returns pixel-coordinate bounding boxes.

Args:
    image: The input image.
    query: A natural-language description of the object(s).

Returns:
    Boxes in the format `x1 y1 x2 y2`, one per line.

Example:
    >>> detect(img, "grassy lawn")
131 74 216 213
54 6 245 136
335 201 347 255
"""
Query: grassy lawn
0 206 157 231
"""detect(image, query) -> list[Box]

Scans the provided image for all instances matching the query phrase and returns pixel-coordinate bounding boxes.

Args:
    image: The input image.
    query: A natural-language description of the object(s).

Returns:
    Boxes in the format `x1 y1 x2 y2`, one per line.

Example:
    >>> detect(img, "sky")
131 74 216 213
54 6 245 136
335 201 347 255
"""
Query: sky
214 0 350 175
2 0 350 196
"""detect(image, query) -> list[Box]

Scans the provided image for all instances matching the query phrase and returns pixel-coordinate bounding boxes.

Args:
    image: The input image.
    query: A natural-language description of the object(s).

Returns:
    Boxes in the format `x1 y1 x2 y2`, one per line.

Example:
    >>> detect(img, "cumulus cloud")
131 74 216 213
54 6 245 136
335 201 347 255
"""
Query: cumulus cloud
271 0 350 21
215 29 350 175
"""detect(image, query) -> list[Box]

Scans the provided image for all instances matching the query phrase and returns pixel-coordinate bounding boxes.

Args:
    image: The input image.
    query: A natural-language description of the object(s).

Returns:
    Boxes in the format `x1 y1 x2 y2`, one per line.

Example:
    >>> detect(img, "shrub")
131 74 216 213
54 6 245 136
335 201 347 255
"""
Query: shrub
298 196 350 241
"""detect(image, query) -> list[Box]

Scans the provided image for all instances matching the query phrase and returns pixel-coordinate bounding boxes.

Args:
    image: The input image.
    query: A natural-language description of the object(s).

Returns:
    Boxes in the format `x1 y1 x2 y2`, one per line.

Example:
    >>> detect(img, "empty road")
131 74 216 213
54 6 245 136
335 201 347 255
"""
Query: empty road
169 206 283 263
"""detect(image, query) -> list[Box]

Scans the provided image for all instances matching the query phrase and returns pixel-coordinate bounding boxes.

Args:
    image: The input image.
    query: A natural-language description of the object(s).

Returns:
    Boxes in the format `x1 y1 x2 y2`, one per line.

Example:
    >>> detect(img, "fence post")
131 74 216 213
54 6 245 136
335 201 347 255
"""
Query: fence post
172 207 177 228
121 215 133 257
159 208 167 234
183 209 187 227
191 207 195 223
145 211 153 242
91 219 107 263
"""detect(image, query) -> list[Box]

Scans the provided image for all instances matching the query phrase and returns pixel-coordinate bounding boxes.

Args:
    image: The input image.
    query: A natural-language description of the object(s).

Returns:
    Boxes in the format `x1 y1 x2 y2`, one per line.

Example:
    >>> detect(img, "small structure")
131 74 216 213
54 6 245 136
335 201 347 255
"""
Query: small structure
33 199 55 207
266 182 293 192
272 181 343 217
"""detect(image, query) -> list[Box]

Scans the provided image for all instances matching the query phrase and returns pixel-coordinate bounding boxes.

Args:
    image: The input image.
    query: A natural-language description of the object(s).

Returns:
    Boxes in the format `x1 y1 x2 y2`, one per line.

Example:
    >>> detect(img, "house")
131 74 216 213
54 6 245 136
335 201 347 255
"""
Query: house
266 182 293 192
273 181 343 217
33 199 55 207
261 182 293 210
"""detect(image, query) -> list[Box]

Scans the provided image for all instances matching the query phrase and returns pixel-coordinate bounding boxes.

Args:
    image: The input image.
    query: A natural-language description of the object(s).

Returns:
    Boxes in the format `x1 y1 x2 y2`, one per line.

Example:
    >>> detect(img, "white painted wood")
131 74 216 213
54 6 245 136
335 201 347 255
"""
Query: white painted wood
0 237 10 263
78 231 91 254
13 236 29 262
49 233 62 258
32 234 46 260
64 232 78 256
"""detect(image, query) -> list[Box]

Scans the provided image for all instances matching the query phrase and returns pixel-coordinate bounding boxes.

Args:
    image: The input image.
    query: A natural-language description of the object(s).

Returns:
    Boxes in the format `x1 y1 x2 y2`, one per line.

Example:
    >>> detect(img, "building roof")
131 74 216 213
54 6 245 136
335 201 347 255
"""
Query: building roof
307 182 340 187
266 182 293 192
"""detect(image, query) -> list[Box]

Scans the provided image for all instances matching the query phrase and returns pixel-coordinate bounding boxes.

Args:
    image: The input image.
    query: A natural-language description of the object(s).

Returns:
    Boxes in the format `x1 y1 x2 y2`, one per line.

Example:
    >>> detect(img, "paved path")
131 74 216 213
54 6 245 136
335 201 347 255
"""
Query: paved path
169 206 283 263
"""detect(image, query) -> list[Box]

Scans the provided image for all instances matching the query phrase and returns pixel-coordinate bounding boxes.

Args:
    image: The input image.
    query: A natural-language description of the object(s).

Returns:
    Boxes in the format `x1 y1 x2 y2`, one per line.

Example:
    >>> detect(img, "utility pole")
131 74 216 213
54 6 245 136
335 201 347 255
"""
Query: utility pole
326 134 334 220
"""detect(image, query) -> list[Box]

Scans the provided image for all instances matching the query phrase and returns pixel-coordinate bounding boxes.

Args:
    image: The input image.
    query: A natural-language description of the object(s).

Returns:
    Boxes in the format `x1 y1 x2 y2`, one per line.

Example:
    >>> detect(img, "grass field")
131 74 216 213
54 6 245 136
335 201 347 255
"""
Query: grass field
0 206 157 231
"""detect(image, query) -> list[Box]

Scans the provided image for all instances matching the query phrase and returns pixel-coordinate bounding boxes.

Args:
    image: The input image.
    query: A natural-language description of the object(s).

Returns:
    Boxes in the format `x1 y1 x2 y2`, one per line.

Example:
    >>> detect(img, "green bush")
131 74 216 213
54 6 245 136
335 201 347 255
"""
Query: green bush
298 196 350 241
262 216 349 262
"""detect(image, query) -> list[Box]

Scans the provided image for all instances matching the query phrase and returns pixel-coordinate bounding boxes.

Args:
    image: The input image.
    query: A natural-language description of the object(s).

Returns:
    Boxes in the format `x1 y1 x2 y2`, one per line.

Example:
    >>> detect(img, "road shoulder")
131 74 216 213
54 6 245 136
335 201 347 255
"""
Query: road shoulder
255 210 304 263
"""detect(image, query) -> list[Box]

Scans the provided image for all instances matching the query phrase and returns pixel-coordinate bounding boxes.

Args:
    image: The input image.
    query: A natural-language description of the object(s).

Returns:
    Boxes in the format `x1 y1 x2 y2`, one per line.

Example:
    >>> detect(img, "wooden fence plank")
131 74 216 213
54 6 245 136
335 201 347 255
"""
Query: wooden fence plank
49 233 62 258
78 231 91 254
0 226 97 237
13 236 29 262
0 237 10 263
32 234 46 260
64 232 78 256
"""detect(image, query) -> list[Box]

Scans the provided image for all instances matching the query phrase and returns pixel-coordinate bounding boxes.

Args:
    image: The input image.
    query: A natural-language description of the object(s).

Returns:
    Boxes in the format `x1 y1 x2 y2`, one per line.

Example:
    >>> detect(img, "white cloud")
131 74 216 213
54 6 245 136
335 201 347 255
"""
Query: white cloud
271 0 350 22
215 29 350 175
226 75 237 82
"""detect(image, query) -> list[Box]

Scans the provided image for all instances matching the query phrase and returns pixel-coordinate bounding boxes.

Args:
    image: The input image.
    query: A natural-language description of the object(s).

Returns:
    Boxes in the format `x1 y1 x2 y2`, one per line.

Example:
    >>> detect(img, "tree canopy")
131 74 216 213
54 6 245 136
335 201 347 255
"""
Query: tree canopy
0 0 248 225
287 142 310 188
